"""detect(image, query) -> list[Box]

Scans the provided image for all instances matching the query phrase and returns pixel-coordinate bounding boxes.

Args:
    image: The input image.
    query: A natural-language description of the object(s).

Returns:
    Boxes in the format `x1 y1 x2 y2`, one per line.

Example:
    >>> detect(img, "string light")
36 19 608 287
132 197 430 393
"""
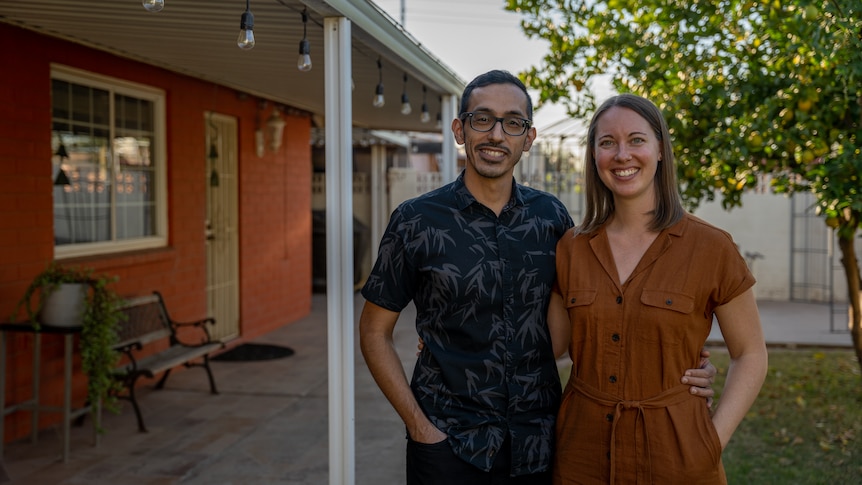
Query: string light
297 9 312 72
400 73 412 115
138 3 459 130
142 0 164 12
420 85 430 123
237 0 255 50
435 96 443 129
373 58 385 108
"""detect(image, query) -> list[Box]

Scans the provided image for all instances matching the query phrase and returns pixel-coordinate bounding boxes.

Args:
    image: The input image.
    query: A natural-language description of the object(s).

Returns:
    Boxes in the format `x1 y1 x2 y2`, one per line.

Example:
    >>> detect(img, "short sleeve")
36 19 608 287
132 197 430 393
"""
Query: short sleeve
361 206 417 312
707 226 756 309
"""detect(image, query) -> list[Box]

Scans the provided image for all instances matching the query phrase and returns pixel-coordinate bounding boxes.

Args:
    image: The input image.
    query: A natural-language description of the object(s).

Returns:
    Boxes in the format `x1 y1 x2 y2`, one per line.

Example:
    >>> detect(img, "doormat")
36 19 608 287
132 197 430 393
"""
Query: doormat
212 343 295 362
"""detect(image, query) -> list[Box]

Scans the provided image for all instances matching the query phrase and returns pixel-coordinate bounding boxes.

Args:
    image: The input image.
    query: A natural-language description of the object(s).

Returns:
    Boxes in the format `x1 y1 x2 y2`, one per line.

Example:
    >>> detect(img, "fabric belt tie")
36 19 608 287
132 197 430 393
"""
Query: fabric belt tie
569 376 695 485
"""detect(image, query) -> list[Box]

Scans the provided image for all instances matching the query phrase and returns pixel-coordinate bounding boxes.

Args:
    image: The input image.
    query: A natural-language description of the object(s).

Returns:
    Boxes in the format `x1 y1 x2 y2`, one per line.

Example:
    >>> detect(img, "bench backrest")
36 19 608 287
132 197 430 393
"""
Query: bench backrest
114 294 172 349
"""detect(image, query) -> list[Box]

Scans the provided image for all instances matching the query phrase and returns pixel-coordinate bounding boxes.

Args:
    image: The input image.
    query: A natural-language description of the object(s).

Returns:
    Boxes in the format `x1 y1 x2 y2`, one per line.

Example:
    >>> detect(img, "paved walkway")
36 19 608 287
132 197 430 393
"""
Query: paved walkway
707 299 852 348
0 293 853 484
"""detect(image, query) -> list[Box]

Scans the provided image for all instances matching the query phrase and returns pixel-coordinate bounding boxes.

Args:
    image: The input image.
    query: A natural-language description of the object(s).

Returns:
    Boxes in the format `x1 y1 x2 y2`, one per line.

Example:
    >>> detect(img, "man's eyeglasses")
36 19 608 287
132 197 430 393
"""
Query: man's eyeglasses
461 112 532 137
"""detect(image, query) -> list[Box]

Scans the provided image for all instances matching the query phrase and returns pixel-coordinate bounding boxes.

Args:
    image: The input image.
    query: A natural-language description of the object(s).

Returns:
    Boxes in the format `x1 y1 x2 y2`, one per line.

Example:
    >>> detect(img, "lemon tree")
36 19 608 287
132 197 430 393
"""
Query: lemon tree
506 0 862 368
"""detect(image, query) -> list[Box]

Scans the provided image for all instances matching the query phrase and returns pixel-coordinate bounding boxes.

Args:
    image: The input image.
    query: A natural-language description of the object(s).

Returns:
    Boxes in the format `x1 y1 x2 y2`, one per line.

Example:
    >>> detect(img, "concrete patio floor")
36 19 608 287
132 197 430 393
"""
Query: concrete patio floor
2 292 416 485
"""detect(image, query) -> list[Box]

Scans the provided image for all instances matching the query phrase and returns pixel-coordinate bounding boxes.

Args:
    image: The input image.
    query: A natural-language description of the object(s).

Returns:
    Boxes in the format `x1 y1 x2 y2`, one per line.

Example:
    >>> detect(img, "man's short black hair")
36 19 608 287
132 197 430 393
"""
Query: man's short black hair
459 70 533 120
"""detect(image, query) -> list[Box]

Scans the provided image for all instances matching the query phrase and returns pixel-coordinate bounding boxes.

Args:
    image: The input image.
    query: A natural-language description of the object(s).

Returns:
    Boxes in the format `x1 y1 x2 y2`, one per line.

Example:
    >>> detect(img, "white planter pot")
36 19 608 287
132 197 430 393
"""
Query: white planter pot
38 283 88 327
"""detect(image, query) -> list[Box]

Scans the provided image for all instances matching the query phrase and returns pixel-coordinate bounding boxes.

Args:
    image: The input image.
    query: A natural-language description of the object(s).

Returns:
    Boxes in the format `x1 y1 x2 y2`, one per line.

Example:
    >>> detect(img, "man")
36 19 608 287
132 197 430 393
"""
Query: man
359 70 714 484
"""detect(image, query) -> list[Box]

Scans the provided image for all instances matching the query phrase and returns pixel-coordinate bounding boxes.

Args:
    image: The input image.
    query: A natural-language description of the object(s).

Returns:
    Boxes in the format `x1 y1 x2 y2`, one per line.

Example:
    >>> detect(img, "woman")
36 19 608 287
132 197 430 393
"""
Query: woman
549 94 767 484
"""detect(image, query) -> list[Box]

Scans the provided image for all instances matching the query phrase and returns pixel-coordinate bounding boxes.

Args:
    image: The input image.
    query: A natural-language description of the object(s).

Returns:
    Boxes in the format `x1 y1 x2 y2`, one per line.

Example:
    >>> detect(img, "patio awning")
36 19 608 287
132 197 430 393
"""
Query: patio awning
0 0 464 133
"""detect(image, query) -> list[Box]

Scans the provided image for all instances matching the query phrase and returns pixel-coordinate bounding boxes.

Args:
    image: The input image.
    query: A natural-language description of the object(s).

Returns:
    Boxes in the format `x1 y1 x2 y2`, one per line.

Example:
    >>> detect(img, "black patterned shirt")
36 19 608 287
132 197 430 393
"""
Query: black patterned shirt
361 173 574 475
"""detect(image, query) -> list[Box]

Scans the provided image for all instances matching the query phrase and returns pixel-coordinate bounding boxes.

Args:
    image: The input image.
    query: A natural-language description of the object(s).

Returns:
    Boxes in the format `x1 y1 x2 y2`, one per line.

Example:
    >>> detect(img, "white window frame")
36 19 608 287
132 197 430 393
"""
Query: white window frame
51 64 168 259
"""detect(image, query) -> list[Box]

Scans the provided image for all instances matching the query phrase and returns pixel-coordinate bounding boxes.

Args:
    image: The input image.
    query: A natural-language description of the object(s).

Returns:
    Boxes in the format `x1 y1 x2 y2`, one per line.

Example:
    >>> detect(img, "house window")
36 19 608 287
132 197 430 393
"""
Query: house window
51 66 167 258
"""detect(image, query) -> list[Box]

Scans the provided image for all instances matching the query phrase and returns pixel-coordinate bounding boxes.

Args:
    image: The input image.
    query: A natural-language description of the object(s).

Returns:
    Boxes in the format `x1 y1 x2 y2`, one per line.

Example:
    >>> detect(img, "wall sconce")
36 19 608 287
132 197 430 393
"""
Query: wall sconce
267 106 286 152
255 101 265 157
255 130 265 157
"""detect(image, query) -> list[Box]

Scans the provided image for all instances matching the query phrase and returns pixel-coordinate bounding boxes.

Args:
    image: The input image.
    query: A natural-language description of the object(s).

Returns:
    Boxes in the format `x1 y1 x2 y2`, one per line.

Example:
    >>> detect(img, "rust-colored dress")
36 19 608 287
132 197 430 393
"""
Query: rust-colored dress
552 214 755 484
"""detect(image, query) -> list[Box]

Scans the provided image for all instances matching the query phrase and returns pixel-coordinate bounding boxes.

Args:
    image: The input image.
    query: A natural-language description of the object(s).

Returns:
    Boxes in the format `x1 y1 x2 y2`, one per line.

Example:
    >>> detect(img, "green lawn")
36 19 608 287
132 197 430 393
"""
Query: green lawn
713 348 862 484
558 348 862 483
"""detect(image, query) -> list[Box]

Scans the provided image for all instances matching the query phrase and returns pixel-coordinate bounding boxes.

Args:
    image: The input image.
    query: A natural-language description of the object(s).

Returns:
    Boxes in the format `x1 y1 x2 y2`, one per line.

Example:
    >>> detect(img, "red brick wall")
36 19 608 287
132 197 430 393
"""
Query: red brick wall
0 24 312 443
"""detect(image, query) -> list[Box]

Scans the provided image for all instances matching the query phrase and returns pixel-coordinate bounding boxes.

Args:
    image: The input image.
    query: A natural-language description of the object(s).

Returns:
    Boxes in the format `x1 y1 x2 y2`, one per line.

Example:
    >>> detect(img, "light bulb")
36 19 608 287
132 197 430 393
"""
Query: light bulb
373 84 385 108
297 39 312 72
435 112 442 130
237 9 255 50
400 93 412 115
420 103 430 123
142 0 164 12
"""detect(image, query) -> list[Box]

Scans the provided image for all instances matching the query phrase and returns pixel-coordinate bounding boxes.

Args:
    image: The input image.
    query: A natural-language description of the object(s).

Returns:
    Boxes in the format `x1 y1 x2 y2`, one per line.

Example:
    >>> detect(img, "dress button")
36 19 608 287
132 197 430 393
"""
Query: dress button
666 299 673 305
606 413 614 422
612 333 620 342
609 375 617 383
616 296 622 304
570 297 576 304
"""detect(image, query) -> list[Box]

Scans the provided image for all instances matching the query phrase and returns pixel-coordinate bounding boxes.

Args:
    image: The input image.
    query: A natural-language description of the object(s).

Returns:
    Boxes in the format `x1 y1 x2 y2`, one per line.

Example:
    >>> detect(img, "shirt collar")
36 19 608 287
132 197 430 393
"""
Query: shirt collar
451 170 523 212
667 213 688 237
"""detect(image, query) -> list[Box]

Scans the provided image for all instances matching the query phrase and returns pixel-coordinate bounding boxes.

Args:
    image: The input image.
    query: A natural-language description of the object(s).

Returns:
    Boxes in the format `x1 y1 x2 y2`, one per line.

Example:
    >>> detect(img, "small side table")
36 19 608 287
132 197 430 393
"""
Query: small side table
0 323 100 463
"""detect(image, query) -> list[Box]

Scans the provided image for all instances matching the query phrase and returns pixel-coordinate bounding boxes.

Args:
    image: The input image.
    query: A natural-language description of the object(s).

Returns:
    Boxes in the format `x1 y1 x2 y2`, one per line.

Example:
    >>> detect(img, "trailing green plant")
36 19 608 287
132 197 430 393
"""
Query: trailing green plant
12 262 126 425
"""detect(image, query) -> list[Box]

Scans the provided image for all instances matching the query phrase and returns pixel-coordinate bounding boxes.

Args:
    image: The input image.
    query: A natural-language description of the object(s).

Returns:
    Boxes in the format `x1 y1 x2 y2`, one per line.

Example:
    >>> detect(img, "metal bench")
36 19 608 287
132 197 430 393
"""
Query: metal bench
113 291 223 432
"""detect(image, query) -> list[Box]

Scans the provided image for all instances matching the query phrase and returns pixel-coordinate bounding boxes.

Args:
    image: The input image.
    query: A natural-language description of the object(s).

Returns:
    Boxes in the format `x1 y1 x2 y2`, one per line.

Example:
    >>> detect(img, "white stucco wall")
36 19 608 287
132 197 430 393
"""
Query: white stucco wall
693 192 793 301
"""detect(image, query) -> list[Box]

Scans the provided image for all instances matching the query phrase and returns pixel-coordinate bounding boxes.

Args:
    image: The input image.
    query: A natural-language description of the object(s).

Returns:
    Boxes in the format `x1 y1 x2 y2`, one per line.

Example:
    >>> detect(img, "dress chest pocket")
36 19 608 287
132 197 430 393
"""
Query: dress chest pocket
564 289 597 344
564 289 597 309
636 289 696 346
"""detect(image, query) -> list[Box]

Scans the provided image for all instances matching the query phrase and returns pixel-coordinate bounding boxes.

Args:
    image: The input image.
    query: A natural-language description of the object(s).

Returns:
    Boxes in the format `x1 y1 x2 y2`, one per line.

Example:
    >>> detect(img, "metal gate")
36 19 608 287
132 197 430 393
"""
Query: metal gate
790 192 831 302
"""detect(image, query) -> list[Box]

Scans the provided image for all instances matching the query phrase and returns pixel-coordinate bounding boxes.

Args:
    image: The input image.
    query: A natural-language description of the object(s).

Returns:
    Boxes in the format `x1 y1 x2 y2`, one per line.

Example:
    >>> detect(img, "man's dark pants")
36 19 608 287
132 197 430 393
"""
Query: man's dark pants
406 436 552 485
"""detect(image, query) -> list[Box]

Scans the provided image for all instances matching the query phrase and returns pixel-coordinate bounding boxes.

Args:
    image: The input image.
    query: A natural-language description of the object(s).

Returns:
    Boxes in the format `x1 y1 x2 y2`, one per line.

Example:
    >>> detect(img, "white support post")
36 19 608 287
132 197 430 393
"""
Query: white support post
324 16 355 485
370 144 386 260
440 93 459 183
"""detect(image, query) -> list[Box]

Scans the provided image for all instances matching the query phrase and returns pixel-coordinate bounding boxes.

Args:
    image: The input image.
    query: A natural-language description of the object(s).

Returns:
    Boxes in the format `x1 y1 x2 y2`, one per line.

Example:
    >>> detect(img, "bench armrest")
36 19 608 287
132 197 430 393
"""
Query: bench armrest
169 317 217 347
171 317 216 328
113 341 144 373
114 340 144 354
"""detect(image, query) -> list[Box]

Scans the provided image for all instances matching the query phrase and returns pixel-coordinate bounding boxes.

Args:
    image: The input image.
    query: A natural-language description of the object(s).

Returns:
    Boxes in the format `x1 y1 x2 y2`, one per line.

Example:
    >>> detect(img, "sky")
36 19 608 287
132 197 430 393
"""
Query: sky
372 0 588 137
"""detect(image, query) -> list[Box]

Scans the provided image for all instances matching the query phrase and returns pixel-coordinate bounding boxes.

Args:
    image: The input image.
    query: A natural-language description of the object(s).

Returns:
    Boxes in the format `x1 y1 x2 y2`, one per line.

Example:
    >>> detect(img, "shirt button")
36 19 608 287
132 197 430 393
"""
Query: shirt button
570 297 576 304
666 299 673 305
616 296 622 304
612 334 620 342
606 413 614 422
609 375 617 383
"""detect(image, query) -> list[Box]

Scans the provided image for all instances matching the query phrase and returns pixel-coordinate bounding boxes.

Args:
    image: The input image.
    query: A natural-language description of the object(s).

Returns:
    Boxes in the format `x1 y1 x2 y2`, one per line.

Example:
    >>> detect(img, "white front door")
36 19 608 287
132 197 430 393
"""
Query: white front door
205 112 240 342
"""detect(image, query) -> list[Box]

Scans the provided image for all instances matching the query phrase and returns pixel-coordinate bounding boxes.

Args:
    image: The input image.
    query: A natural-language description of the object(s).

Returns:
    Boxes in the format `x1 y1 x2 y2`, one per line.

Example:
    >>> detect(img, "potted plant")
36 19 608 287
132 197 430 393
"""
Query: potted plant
11 262 125 421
